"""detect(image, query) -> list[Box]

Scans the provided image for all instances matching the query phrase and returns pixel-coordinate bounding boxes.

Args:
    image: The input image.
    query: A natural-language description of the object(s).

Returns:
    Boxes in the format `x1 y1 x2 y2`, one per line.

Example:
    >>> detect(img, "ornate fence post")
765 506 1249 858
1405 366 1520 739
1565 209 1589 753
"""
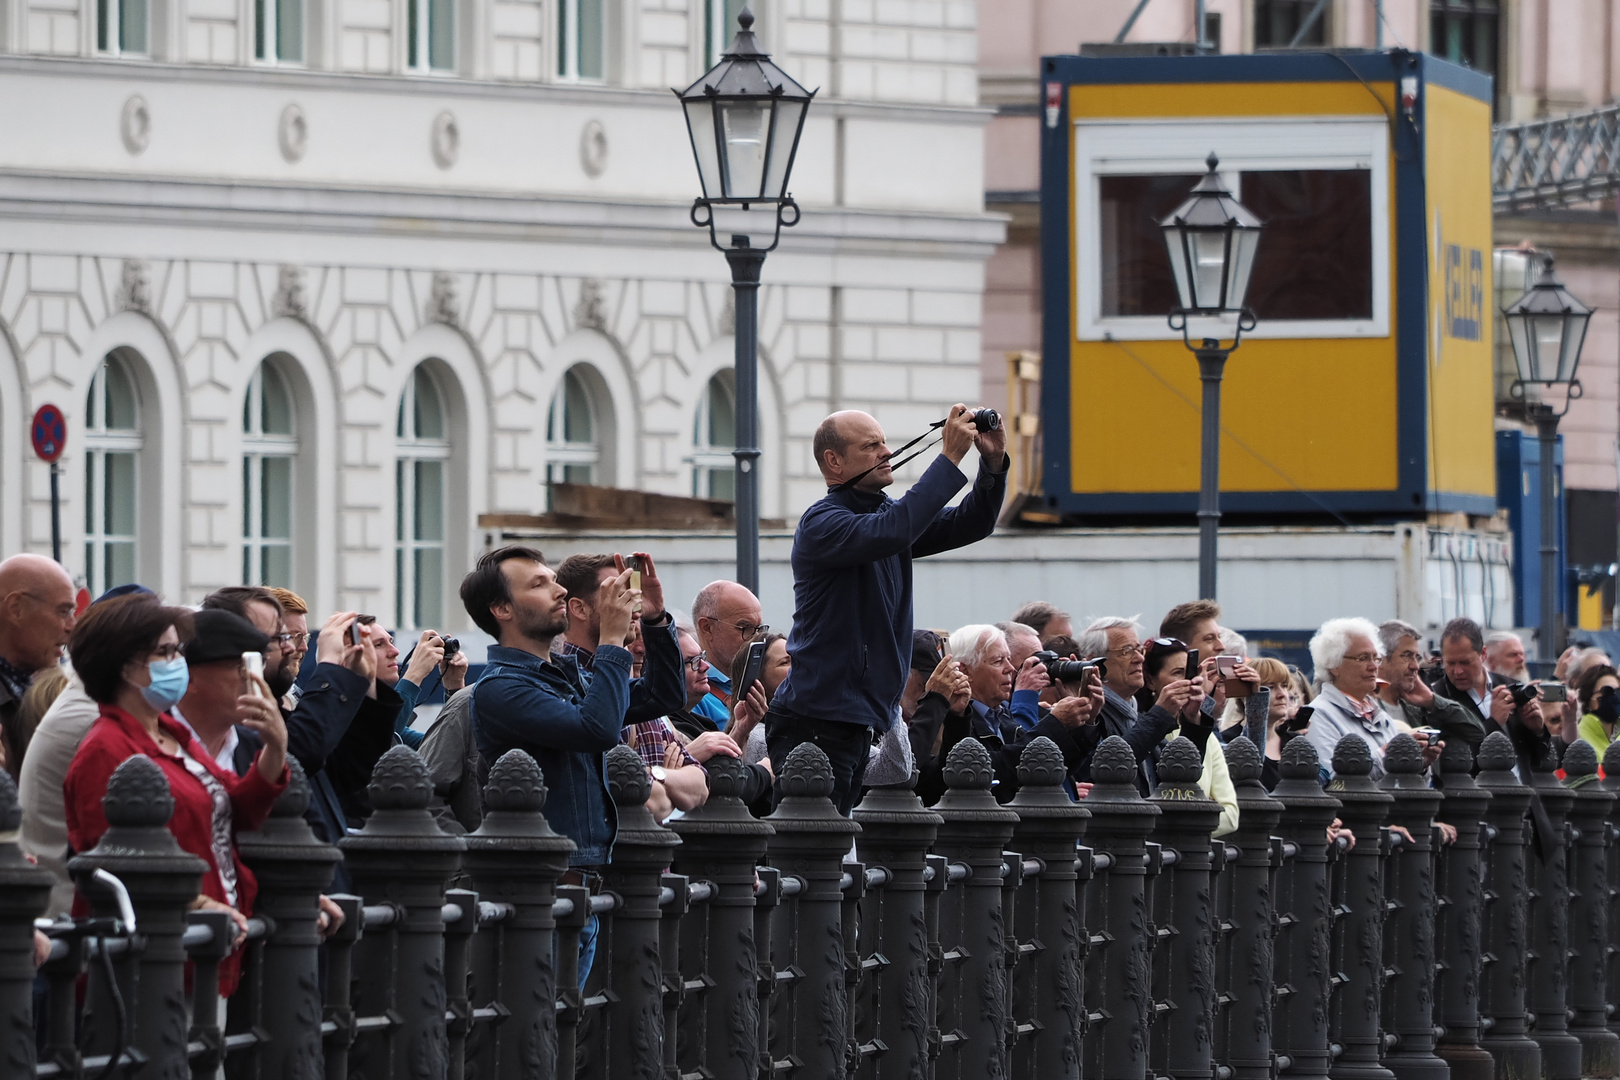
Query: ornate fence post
1474 730 1542 1080
1525 743 1581 1080
234 756 342 1079
1081 735 1163 1080
1378 733 1447 1080
1604 740 1620 1042
0 770 53 1075
459 748 576 1080
1322 736 1394 1080
1269 737 1342 1080
1215 736 1282 1080
1561 739 1619 1077
339 745 468 1080
1146 737 1222 1080
1008 735 1090 1080
670 753 774 1080
765 743 861 1079
600 743 682 1080
932 737 1020 1080
1431 739 1494 1080
851 762 943 1080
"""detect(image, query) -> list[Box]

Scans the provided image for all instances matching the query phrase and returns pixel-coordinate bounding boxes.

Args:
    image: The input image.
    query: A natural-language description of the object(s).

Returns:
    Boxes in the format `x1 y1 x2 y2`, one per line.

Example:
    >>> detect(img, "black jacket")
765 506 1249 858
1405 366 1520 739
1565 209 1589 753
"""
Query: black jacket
1428 671 1556 775
1078 690 1180 795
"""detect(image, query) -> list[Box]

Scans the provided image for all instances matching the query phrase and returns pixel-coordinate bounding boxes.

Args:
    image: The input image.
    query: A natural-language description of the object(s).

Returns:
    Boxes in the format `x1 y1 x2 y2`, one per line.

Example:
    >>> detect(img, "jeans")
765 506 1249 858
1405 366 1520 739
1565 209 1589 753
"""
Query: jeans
764 705 873 815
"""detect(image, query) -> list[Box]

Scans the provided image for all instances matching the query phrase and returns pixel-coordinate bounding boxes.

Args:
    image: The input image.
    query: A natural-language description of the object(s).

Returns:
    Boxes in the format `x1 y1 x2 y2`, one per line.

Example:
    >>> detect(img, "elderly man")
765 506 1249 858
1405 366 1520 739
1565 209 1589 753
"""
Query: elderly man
0 553 77 776
1011 601 1072 642
1376 619 1478 747
1079 616 1185 794
768 405 1007 814
1485 631 1530 683
172 609 282 769
995 621 1045 731
1430 616 1553 777
691 579 767 724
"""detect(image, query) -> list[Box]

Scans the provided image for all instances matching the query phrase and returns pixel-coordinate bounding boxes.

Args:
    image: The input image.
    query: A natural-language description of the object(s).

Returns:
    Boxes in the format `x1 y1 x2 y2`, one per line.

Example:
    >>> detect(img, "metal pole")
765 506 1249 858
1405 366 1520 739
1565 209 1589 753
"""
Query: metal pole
1196 341 1226 600
1534 405 1562 663
49 461 60 564
1195 0 1207 48
726 236 765 596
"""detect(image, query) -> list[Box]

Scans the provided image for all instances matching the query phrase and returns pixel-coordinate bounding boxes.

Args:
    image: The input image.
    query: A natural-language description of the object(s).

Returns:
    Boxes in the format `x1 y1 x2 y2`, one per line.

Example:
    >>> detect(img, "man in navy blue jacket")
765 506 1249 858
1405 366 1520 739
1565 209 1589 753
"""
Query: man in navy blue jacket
768 404 1008 813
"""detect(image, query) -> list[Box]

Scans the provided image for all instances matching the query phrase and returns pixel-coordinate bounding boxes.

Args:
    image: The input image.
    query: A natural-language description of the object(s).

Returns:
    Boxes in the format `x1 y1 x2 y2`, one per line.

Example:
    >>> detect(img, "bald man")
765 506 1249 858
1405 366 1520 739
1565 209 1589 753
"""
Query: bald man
0 553 76 776
768 404 1008 813
691 579 766 723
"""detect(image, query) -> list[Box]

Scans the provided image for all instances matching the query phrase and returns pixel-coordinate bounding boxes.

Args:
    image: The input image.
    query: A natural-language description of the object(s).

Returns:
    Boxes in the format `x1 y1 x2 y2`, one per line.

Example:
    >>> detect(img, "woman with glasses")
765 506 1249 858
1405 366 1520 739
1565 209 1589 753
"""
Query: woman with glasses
63 593 289 996
1301 617 1400 782
1136 637 1238 835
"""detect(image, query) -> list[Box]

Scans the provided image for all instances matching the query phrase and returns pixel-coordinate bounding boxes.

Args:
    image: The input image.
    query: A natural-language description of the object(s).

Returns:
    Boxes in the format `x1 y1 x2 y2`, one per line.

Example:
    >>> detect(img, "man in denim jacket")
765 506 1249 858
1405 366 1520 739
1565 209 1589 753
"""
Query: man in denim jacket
462 544 685 982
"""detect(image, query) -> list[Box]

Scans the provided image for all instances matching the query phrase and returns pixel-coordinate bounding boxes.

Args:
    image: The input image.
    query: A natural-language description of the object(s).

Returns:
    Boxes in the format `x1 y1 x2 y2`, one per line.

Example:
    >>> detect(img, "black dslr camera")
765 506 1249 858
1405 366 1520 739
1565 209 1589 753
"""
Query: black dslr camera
1034 650 1103 685
971 408 1000 433
1505 681 1540 708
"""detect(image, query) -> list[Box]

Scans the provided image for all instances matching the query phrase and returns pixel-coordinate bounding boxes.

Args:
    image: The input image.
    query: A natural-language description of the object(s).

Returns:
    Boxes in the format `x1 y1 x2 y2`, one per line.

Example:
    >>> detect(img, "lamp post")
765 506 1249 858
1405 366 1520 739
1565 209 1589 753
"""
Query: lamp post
1501 252 1592 664
1159 153 1263 600
675 6 814 595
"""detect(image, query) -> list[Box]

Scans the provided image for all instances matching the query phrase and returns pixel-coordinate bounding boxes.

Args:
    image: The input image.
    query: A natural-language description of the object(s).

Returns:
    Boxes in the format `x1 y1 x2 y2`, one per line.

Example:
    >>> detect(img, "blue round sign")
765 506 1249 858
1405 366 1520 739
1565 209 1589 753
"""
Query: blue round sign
31 404 65 464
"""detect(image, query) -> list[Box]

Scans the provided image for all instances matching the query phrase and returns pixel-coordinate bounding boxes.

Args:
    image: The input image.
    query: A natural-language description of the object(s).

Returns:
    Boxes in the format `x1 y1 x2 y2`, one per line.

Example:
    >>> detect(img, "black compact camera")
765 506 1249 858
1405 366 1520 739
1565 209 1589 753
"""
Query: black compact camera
971 408 1000 433
442 636 460 659
1506 681 1540 707
1034 650 1102 685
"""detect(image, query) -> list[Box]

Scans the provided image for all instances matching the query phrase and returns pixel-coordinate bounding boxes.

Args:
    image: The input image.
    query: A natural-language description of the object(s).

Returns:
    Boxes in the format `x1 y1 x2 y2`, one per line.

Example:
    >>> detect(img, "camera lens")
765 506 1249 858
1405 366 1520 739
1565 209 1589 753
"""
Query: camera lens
971 408 1000 433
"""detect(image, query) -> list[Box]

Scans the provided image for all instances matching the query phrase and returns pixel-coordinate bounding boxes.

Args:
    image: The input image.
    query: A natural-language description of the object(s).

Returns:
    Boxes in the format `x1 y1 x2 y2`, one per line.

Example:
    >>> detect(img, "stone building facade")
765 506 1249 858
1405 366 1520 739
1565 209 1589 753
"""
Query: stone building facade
0 0 1000 629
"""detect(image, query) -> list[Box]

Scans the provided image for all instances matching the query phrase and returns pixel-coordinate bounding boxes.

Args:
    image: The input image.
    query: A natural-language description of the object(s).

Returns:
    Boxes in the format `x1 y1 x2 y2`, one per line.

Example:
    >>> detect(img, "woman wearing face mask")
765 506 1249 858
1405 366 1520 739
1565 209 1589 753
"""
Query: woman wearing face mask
1575 664 1620 755
63 594 288 996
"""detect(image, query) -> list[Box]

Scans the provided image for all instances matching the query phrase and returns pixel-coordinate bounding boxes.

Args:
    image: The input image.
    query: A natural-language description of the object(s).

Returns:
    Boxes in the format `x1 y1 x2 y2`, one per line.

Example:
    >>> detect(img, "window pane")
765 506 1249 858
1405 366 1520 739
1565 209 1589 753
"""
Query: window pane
1098 174 1200 317
706 375 736 447
408 0 420 67
429 0 454 69
104 452 136 536
1255 0 1326 46
262 544 292 588
260 364 294 434
84 455 94 533
255 0 267 57
98 0 110 50
563 370 592 443
1240 170 1373 321
414 460 444 541
103 358 138 431
261 456 293 538
121 0 147 52
577 0 603 78
395 459 407 541
563 463 594 485
708 467 735 501
395 547 407 627
242 457 253 538
414 548 443 627
413 368 445 439
278 0 303 61
106 541 136 592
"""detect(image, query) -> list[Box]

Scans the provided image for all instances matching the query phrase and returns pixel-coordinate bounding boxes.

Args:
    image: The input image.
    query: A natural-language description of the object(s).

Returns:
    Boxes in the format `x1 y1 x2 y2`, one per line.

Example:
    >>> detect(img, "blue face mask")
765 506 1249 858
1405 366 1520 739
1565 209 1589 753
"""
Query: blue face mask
140 656 190 711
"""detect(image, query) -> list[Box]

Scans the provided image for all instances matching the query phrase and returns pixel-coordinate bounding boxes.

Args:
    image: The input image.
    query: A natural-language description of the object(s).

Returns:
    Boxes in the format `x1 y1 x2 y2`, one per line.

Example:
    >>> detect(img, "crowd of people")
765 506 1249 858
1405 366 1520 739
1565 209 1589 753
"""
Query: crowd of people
0 404 1610 1000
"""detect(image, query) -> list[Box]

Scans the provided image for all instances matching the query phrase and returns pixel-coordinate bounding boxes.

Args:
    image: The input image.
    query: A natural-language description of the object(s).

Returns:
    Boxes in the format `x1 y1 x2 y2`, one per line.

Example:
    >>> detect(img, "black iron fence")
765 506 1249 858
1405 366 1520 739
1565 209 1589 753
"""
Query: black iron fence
6 725 1620 1080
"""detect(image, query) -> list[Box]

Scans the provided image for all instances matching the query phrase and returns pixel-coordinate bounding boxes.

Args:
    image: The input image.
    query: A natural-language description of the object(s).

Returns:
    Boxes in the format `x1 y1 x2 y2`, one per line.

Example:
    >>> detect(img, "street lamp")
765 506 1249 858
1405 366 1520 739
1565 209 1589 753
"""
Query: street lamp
1502 252 1592 664
1159 153 1263 600
676 5 814 595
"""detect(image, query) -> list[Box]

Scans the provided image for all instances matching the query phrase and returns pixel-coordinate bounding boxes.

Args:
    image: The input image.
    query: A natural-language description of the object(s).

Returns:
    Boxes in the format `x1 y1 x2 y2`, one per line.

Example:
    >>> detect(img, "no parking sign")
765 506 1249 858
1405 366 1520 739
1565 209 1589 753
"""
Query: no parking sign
31 404 65 463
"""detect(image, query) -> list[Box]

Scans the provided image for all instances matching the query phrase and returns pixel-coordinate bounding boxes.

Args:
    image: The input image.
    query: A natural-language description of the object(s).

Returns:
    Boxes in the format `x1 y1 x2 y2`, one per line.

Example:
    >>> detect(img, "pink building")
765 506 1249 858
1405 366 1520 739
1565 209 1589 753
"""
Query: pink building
983 0 1620 620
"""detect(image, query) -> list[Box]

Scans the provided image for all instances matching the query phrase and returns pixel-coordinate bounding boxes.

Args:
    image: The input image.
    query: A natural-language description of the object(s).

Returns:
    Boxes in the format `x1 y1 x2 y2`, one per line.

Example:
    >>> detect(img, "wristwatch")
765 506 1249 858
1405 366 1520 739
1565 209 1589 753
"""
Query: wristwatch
642 610 673 627
651 765 668 782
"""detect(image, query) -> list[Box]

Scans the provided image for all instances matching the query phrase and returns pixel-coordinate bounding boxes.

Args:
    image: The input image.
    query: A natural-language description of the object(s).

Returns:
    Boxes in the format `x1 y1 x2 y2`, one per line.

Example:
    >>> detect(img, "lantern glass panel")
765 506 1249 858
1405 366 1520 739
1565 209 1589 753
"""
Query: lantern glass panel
1506 312 1535 382
1187 227 1233 310
719 97 770 198
1557 313 1588 382
1225 225 1261 311
683 99 723 199
762 97 805 200
1527 314 1564 383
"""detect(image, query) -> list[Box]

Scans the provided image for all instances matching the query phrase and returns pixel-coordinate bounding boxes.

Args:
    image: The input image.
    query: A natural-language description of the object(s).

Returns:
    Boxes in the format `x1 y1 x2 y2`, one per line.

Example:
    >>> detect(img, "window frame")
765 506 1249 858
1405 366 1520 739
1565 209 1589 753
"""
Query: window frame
242 362 298 587
705 0 746 68
1074 116 1391 342
691 370 737 500
395 366 451 630
83 356 143 598
546 366 602 485
96 0 149 55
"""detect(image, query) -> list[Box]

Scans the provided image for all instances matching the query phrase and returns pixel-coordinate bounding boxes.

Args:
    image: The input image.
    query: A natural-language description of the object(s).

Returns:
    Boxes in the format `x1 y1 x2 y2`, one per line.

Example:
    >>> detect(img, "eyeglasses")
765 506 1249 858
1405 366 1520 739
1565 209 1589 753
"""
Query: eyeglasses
731 622 769 637
150 642 186 661
272 633 297 647
1342 652 1380 665
23 593 77 622
1107 642 1147 657
682 651 709 672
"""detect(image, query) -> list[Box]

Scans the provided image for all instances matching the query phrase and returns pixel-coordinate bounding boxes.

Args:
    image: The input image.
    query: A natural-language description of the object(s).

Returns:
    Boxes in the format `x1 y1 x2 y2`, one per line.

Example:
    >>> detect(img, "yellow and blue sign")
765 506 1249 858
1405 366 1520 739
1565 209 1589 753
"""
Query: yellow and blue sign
1038 50 1496 519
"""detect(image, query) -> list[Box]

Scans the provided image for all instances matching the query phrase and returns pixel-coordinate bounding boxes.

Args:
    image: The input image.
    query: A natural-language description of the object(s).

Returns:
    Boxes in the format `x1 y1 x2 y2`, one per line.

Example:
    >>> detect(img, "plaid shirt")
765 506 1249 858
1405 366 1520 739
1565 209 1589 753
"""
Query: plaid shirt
0 652 32 703
555 638 595 672
623 717 699 770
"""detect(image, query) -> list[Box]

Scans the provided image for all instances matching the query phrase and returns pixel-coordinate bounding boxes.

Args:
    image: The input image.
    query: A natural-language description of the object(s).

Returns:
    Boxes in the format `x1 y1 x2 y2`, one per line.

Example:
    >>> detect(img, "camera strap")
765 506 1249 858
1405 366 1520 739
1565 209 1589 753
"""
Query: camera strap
833 418 949 492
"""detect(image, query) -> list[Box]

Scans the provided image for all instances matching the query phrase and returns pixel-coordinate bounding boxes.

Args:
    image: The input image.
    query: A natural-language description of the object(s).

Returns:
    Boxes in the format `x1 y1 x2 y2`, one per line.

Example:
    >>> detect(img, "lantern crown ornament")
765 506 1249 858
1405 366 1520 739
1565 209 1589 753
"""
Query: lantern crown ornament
1503 252 1592 398
676 6 816 251
1160 152 1264 346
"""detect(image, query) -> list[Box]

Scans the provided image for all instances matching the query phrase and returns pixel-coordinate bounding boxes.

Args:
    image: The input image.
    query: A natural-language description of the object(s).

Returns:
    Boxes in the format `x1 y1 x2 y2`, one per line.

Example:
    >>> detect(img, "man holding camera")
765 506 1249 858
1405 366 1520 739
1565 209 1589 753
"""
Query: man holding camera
1429 615 1555 777
768 404 1008 814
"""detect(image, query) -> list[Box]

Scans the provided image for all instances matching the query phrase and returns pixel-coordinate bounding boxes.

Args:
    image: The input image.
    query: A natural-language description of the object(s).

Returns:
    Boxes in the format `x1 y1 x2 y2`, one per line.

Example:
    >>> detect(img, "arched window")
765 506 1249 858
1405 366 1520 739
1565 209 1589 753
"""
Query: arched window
547 366 601 485
84 354 141 596
397 365 449 629
692 371 736 500
243 360 297 587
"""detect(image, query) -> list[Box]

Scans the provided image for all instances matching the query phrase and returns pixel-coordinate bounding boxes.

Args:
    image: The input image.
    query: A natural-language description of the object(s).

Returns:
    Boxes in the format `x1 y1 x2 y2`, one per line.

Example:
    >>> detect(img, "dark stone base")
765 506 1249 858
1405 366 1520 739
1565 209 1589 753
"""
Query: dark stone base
1478 1032 1541 1080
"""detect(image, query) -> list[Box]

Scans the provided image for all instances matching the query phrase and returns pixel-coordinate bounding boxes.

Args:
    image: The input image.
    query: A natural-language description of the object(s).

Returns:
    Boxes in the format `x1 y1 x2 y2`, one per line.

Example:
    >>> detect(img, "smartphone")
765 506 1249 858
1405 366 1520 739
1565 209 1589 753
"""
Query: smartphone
242 652 265 698
734 639 768 703
626 554 646 572
351 614 376 646
1216 655 1240 677
1184 649 1199 679
1540 682 1569 704
1285 705 1314 733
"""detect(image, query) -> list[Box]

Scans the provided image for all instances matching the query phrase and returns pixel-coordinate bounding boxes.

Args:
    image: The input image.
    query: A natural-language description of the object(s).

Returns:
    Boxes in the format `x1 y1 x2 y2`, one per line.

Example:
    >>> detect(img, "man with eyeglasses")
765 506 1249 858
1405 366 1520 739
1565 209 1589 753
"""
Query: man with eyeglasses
1076 616 1186 794
1376 619 1478 750
0 553 77 778
691 580 768 724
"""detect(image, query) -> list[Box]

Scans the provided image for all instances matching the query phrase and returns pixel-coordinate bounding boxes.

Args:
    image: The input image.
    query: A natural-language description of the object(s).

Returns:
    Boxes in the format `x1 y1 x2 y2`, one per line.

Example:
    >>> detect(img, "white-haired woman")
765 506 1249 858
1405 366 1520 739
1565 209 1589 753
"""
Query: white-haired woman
1305 617 1443 783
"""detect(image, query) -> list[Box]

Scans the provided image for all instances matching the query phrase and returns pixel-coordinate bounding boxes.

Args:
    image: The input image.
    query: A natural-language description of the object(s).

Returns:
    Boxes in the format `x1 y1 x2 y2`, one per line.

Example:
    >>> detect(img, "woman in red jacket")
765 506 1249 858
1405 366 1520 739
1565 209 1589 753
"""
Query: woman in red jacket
63 593 288 996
